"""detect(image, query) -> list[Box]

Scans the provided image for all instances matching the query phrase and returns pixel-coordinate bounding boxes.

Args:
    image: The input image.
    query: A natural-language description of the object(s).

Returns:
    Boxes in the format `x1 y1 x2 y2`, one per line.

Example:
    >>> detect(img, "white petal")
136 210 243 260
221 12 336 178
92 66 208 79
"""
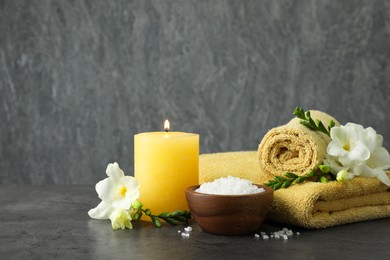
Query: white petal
125 189 140 204
96 178 116 202
364 127 381 151
106 162 125 180
344 123 365 138
88 200 113 220
353 163 390 186
343 123 363 144
348 141 370 161
327 141 346 157
376 171 390 186
338 155 355 167
109 208 133 230
354 163 380 178
121 176 140 194
324 155 347 174
367 147 390 169
351 163 366 176
112 176 140 209
112 197 133 209
330 126 346 144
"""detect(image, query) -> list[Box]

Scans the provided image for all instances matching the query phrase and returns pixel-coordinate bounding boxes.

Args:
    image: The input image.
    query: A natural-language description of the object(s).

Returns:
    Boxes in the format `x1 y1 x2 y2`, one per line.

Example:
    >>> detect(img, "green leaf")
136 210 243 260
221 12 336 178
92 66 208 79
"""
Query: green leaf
158 212 170 218
275 176 287 182
163 217 178 226
295 176 306 184
151 216 162 228
173 215 188 223
170 211 179 217
319 165 331 174
178 210 190 217
317 121 328 134
182 211 192 219
329 120 335 128
307 170 314 177
285 172 298 178
274 182 283 189
308 117 316 128
268 180 278 185
293 107 305 119
281 180 292 188
300 120 315 130
320 176 329 183
305 111 311 120
133 210 142 221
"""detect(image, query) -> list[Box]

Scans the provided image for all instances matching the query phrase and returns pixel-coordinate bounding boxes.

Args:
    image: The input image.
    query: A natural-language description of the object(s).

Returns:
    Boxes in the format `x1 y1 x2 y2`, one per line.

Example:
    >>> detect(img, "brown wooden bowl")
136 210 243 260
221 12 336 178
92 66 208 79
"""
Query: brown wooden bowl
185 185 274 235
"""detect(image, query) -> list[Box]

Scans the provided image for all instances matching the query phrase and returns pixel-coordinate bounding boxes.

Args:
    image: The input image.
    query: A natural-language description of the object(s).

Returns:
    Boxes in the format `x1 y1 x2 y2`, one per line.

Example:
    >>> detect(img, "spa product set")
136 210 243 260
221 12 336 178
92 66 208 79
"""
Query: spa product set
89 108 390 234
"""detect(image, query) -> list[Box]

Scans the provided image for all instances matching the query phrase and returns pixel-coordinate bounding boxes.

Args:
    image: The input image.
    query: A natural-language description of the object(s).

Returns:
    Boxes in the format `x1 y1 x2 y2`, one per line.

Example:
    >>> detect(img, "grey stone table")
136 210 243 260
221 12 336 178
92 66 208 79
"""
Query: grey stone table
1 185 390 260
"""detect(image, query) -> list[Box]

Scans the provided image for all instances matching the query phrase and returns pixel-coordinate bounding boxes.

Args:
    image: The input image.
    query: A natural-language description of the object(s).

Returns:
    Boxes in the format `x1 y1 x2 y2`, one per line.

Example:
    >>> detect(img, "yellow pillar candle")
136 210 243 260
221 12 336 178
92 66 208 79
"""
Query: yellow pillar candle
134 120 199 217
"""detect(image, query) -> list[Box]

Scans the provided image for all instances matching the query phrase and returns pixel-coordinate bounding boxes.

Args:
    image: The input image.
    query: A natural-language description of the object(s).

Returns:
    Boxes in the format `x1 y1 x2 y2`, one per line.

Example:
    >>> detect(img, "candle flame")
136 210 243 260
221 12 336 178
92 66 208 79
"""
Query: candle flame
164 120 170 132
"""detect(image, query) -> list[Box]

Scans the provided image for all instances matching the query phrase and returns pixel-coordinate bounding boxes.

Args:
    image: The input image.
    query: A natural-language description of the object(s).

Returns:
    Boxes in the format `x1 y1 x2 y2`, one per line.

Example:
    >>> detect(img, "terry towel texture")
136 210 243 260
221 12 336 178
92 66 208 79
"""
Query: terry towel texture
257 110 339 181
269 174 390 228
199 151 262 184
199 151 390 229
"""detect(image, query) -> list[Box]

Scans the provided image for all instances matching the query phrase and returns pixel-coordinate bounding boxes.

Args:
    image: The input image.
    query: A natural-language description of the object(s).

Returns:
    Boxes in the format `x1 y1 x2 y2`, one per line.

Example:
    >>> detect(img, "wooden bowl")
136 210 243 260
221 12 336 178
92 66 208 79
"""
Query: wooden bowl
185 185 274 235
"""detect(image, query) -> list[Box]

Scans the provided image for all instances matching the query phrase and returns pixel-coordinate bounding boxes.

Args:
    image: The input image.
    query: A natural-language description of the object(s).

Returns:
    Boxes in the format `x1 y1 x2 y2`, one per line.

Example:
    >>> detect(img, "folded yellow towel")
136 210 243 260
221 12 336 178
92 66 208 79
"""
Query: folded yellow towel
269 174 390 228
257 110 339 181
199 151 262 184
199 151 390 228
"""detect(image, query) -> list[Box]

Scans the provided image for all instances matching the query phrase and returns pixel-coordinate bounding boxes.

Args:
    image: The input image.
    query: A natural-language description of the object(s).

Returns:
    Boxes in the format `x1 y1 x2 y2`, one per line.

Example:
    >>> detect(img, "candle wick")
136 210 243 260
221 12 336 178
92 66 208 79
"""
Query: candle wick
165 128 169 133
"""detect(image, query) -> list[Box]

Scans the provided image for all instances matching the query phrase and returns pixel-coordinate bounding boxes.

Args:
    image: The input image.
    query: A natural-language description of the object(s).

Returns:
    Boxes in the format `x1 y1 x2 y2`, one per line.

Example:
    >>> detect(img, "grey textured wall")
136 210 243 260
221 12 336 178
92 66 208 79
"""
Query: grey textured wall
1 0 390 184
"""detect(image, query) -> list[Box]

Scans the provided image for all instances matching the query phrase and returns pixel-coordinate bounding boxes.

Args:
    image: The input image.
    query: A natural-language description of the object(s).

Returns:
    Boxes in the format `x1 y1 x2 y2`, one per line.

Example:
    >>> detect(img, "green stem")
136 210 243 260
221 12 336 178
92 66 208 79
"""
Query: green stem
293 107 335 137
264 166 336 190
133 207 192 228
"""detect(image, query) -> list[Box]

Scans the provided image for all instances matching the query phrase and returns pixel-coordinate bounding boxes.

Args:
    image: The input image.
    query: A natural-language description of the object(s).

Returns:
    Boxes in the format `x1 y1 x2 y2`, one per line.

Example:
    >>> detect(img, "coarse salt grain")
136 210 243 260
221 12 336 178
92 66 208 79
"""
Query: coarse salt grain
196 176 265 195
184 226 193 232
181 232 190 237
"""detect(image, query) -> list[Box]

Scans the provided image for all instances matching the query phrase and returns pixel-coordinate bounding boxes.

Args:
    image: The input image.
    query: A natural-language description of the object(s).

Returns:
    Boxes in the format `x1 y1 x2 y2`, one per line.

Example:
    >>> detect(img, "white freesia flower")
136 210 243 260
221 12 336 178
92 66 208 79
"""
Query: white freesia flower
109 208 133 230
88 162 140 220
324 123 390 185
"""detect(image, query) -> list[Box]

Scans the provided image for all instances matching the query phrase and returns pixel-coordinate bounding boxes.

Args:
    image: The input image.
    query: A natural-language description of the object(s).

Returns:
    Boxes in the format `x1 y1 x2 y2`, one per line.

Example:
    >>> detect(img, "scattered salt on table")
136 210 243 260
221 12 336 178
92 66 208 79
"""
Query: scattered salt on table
196 176 265 195
179 226 193 238
257 228 299 241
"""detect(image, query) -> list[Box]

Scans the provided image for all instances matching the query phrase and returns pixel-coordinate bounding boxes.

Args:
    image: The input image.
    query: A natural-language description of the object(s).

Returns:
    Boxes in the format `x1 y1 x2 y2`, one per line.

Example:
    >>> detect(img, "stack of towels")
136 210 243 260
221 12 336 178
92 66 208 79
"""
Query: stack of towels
200 111 390 228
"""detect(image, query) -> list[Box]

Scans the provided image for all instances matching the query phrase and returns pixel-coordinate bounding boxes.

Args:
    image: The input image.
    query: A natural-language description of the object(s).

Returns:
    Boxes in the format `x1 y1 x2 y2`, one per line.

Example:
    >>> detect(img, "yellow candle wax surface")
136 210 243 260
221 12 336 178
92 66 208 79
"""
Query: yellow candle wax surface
134 132 199 218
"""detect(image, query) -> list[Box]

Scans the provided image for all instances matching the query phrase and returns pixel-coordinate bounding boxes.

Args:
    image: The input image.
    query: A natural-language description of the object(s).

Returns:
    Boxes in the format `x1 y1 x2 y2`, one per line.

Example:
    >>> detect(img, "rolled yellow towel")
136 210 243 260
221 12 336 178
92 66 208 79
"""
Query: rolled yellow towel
199 151 390 228
257 110 339 181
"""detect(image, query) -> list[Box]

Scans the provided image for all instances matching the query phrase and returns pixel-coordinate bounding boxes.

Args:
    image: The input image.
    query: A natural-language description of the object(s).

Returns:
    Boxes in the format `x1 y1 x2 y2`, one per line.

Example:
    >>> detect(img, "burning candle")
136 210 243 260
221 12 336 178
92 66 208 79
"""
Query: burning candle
134 120 199 217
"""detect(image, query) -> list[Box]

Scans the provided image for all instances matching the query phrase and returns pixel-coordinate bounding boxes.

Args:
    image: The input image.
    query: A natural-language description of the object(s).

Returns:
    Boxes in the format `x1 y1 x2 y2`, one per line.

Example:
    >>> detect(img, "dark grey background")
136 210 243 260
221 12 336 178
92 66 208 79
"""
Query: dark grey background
1 0 390 184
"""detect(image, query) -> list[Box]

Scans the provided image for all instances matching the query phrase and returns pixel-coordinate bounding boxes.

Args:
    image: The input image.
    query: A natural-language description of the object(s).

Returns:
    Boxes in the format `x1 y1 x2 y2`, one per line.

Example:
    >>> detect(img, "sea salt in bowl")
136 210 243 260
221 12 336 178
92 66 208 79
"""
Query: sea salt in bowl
185 176 274 235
